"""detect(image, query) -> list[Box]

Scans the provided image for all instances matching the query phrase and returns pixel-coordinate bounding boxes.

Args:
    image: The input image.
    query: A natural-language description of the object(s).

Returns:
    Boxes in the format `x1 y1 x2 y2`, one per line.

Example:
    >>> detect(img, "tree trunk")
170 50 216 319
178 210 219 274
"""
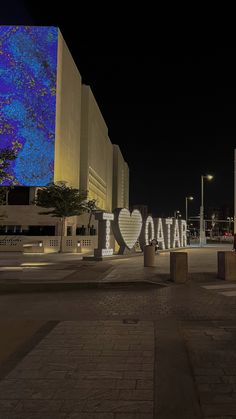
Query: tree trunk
88 212 92 230
59 217 65 253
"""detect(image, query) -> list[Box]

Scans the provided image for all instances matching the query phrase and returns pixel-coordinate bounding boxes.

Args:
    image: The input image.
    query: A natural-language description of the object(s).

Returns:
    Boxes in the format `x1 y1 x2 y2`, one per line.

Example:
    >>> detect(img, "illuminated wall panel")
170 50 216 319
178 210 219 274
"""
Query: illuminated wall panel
0 26 58 186
80 85 113 211
112 145 129 210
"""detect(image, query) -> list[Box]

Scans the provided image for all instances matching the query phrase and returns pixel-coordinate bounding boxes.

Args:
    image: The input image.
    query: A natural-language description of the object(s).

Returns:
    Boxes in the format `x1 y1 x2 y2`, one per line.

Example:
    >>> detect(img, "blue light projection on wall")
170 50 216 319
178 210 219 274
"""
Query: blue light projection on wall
0 26 58 185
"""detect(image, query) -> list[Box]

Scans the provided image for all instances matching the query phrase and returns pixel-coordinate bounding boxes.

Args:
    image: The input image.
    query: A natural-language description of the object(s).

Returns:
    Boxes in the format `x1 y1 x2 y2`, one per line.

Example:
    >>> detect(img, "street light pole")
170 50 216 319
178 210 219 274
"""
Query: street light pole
200 175 204 246
199 175 213 247
186 198 188 226
185 196 194 227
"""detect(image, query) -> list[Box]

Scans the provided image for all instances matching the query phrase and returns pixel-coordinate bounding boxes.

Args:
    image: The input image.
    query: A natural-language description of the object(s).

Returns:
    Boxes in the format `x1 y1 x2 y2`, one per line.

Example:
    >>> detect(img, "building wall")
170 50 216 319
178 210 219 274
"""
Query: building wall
234 149 236 233
124 162 129 209
80 85 113 211
0 26 82 189
0 28 130 239
0 26 58 186
112 145 129 209
0 204 93 236
54 30 82 188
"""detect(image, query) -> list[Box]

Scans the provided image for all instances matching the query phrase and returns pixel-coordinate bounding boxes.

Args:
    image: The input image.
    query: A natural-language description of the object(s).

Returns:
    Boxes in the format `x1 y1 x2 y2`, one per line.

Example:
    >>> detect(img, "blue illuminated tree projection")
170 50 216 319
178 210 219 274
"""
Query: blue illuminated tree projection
0 26 58 186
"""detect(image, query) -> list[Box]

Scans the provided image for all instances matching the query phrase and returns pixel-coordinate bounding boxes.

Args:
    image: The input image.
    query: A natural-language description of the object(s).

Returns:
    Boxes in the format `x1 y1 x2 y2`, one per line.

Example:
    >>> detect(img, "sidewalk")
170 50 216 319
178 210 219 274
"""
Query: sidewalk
0 320 155 418
0 244 230 293
1 244 236 417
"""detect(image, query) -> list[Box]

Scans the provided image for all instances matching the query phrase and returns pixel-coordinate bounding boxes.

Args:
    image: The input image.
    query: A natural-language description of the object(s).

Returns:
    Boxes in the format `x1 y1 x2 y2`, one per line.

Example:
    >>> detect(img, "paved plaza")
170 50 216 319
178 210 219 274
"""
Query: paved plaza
1 244 236 417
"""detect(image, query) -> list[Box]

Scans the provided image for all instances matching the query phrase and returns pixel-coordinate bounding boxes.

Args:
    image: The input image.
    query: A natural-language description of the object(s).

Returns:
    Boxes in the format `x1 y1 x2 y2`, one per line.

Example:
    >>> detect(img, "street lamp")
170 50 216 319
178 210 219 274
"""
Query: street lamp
174 210 181 219
185 196 194 227
200 174 213 246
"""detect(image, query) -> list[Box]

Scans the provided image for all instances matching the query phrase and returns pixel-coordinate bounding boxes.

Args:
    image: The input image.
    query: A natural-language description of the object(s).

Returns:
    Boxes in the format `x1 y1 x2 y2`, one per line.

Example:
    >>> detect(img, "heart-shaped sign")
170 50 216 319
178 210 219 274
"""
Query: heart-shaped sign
114 208 143 250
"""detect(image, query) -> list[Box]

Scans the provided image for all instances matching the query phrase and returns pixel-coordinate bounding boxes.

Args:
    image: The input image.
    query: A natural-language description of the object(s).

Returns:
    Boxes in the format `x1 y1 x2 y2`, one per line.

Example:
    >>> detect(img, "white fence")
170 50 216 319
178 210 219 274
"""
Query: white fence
0 235 98 253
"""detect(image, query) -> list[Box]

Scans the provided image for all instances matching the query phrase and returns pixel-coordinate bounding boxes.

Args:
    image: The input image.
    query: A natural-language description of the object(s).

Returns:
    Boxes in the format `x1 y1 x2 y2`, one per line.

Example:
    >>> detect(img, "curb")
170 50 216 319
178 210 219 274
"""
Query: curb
0 279 165 294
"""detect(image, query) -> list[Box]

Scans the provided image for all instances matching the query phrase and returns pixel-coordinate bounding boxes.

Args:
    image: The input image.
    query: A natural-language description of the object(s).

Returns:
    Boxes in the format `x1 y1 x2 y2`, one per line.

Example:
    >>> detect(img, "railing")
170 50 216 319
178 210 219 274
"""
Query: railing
0 235 98 253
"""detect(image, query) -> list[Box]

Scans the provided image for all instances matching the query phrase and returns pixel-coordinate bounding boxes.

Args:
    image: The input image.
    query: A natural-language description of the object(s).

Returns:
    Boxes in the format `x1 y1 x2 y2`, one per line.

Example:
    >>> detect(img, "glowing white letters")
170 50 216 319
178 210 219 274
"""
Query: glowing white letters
181 220 187 247
145 216 155 245
156 218 165 250
95 208 188 257
94 212 114 257
113 208 142 252
165 218 173 249
173 219 181 248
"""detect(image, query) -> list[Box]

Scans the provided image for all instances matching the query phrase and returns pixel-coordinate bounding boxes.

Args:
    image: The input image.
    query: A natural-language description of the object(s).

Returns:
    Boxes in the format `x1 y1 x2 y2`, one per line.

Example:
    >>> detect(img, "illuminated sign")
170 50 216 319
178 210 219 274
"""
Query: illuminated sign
156 218 165 250
95 208 187 257
112 208 142 254
139 215 155 250
0 26 58 186
94 212 114 257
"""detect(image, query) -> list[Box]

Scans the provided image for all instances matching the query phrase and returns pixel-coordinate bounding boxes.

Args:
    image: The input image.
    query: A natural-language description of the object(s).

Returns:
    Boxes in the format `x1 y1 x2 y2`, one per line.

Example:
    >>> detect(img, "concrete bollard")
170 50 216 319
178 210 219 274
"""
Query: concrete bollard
170 252 188 283
217 251 236 281
144 245 155 267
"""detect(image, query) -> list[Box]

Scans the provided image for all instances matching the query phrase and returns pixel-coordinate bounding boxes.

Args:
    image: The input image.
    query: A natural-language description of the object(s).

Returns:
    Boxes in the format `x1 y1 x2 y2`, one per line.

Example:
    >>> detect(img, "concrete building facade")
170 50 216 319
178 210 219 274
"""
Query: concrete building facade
54 30 82 188
112 145 129 210
80 85 113 212
0 26 129 239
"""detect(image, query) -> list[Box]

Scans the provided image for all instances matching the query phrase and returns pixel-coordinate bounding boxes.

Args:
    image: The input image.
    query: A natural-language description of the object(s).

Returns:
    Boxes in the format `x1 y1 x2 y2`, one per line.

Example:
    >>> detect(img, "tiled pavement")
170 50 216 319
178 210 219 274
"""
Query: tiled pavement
182 320 236 418
2 246 236 418
0 321 154 418
202 283 236 297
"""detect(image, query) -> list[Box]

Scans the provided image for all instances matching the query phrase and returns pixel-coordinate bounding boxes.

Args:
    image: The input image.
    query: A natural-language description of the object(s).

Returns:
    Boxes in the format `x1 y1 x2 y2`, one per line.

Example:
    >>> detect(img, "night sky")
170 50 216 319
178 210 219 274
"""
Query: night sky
1 2 235 218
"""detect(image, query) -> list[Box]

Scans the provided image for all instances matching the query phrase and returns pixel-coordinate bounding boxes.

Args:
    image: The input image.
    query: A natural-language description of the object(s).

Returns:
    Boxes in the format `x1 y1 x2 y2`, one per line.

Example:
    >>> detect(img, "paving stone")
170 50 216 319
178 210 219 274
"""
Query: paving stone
67 414 114 419
0 414 67 419
118 389 153 400
3 249 236 417
115 414 153 419
202 403 236 416
0 320 154 416
0 399 20 410
83 399 153 413
223 376 236 384
15 399 63 412
136 380 153 389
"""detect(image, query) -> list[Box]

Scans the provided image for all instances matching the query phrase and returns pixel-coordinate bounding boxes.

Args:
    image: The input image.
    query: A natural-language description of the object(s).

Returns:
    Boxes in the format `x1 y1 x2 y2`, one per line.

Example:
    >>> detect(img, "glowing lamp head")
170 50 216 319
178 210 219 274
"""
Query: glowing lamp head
206 174 213 180
188 196 194 201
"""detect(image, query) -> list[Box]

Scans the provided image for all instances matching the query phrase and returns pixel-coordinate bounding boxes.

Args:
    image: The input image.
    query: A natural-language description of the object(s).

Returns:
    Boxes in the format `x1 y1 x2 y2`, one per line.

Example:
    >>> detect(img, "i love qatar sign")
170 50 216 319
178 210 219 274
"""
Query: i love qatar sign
94 208 187 257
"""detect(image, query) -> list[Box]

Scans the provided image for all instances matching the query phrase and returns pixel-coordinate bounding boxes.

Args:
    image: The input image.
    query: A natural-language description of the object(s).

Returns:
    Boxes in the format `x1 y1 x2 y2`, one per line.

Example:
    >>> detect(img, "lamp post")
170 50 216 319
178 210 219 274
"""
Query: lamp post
174 210 181 219
200 174 213 247
185 196 194 227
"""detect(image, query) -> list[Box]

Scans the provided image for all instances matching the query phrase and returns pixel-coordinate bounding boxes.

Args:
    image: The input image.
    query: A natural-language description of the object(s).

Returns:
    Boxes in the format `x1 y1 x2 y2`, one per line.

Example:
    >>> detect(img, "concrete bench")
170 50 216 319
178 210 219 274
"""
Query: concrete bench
23 241 44 253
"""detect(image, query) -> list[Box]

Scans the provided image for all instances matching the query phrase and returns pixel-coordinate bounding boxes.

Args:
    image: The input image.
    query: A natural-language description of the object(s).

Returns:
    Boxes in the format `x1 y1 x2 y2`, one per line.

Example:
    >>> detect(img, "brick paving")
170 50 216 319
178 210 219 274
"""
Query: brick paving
1 246 236 417
182 320 236 418
0 321 154 418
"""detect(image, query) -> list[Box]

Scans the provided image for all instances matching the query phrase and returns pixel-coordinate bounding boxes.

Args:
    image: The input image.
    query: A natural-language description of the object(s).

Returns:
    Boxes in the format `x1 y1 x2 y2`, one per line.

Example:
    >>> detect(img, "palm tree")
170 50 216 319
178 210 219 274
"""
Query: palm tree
34 182 87 252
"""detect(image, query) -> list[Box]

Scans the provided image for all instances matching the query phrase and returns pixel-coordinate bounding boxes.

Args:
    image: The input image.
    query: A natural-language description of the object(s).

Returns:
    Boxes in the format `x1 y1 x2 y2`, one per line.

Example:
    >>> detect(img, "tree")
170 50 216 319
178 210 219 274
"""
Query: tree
34 182 87 252
86 199 98 231
0 141 22 205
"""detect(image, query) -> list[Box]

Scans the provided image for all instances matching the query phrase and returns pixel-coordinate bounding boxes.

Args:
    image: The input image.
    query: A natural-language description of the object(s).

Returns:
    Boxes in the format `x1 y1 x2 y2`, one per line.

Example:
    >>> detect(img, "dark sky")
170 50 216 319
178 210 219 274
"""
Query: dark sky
1 2 235 218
